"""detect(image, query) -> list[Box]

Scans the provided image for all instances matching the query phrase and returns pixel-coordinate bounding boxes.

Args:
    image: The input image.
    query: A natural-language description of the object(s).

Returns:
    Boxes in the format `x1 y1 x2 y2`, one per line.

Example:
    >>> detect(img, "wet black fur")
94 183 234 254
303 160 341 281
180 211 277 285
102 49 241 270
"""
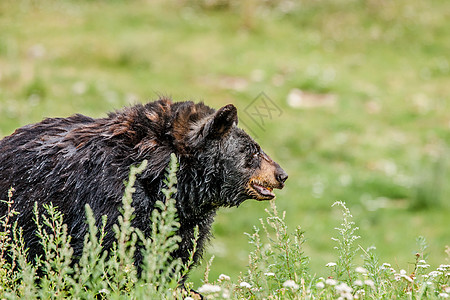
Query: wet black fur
0 98 276 273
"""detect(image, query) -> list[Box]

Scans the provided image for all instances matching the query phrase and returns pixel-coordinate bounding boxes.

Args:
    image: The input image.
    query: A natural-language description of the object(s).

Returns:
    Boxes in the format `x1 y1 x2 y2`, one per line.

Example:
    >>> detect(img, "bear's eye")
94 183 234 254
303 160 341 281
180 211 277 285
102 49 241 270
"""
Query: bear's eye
252 151 261 161
245 145 261 166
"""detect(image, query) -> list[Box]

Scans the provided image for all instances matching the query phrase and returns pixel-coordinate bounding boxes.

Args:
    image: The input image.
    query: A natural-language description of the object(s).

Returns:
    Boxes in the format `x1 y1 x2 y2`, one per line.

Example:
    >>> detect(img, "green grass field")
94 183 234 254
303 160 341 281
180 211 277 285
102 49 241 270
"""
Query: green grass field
1 0 449 287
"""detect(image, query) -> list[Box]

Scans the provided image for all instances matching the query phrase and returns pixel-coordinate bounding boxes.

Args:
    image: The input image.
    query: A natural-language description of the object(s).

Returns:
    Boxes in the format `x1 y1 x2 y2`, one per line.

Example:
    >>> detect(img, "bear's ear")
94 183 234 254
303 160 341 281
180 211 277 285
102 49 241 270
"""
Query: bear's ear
189 104 238 147
203 104 238 139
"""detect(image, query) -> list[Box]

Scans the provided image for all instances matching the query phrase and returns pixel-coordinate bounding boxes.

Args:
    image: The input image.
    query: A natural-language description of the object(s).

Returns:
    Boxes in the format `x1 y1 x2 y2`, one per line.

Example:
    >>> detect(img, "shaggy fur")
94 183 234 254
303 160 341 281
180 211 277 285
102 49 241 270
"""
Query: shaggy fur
0 98 287 273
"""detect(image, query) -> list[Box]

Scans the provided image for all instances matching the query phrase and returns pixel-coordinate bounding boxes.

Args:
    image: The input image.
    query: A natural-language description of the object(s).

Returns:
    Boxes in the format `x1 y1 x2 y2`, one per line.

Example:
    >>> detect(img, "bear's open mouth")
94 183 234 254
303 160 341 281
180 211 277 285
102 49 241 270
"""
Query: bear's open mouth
250 181 275 200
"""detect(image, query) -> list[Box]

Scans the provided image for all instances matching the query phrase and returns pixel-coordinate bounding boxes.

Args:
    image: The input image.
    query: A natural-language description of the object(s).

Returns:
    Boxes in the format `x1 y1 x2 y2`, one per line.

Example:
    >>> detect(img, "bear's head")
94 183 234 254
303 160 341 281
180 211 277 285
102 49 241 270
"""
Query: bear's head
173 102 288 207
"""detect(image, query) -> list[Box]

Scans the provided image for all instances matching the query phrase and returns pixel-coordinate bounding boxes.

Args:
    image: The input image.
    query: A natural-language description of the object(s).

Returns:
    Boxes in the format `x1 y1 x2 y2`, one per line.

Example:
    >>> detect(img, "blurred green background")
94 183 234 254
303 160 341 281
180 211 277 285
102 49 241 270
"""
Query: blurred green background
1 0 449 285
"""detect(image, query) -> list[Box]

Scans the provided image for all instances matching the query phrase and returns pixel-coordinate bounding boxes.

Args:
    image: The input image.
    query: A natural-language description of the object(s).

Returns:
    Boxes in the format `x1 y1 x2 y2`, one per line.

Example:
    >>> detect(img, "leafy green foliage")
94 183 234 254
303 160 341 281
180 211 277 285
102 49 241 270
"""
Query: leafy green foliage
330 201 361 284
0 160 449 298
0 156 198 299
0 188 19 295
34 202 74 298
196 201 449 299
239 201 308 299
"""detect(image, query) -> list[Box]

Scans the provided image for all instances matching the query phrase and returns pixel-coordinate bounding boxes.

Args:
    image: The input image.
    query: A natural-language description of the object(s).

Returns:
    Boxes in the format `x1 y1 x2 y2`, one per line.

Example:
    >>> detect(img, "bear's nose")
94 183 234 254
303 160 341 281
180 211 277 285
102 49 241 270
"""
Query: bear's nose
276 168 288 185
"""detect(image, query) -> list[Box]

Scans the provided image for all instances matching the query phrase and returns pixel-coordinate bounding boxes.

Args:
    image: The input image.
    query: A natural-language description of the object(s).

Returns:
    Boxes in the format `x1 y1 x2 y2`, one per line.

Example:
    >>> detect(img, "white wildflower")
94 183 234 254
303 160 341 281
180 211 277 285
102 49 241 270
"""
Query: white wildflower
417 264 430 269
446 287 450 293
316 282 325 289
99 289 110 294
356 289 365 297
339 293 354 299
198 284 221 294
326 262 337 267
438 293 449 298
429 271 443 277
219 274 230 281
283 280 299 290
401 274 414 283
264 272 275 276
354 280 363 286
400 269 407 275
336 283 354 299
364 279 375 288
419 260 427 264
184 297 194 300
325 278 337 286
123 265 132 273
355 267 368 274
239 282 251 288
381 263 391 269
336 282 353 294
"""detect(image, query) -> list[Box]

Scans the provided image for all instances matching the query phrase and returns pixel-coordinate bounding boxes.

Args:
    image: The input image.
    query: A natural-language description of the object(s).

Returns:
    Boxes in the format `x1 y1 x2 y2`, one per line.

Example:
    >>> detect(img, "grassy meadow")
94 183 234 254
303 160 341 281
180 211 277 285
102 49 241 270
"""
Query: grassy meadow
0 0 449 289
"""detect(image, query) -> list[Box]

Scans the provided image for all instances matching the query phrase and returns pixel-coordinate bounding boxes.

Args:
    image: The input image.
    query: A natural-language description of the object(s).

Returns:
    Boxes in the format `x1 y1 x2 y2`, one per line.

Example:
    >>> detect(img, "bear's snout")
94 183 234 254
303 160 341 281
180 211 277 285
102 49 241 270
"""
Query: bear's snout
275 167 288 188
246 155 288 201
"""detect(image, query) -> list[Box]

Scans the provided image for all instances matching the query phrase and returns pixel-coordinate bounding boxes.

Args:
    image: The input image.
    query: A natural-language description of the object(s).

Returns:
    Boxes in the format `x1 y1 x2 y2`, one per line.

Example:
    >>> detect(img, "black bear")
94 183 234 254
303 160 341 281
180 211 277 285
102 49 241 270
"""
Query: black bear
0 98 287 273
